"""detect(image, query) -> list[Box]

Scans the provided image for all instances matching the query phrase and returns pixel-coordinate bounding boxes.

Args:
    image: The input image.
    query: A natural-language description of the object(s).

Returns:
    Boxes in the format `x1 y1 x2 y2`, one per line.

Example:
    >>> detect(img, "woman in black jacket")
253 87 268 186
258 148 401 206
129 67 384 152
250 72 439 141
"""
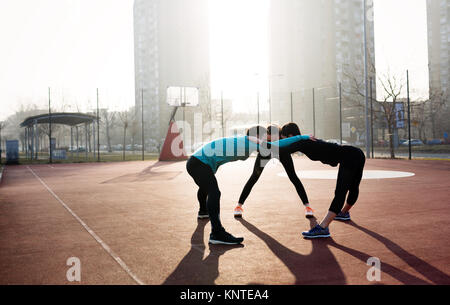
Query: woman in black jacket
234 124 315 219
279 123 366 239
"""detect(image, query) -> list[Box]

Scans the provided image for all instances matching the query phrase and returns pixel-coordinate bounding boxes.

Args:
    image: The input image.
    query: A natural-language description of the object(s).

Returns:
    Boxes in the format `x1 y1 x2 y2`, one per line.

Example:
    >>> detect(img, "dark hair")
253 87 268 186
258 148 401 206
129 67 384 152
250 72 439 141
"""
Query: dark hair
281 122 301 137
246 125 267 139
266 124 280 137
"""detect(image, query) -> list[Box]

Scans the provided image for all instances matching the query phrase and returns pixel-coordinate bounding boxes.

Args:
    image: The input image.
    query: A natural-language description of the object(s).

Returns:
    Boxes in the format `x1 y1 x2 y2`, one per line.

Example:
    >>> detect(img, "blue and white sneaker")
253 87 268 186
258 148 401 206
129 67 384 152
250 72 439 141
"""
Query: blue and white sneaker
302 225 330 239
335 211 351 221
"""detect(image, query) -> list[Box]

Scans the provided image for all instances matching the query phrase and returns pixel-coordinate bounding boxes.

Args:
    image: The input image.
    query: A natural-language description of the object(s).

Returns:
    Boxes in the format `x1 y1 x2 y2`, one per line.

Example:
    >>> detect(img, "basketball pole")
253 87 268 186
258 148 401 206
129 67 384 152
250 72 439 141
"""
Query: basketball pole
339 83 343 145
48 87 52 164
407 70 412 160
221 91 224 138
141 89 145 161
97 88 100 162
363 0 371 158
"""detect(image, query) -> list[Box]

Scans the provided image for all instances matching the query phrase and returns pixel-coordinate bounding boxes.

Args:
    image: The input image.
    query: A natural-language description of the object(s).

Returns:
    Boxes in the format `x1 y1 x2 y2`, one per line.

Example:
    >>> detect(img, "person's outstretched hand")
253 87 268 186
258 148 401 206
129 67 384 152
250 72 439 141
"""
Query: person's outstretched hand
309 135 318 141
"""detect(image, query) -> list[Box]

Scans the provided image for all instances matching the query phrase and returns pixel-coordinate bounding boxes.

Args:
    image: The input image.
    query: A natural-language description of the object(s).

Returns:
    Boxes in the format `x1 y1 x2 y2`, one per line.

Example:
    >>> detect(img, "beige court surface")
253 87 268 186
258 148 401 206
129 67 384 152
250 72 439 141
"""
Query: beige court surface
0 157 449 285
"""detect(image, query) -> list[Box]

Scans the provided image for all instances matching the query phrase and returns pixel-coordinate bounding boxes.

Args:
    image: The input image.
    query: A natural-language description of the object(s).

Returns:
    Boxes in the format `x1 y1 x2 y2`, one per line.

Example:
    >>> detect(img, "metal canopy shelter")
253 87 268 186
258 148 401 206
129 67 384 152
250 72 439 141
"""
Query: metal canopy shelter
20 112 98 161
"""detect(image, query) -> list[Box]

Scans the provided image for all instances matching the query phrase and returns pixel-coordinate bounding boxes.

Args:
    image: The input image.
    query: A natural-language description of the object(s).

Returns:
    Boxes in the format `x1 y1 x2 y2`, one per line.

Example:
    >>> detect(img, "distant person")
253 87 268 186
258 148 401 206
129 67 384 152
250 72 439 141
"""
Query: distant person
234 124 314 218
186 126 312 245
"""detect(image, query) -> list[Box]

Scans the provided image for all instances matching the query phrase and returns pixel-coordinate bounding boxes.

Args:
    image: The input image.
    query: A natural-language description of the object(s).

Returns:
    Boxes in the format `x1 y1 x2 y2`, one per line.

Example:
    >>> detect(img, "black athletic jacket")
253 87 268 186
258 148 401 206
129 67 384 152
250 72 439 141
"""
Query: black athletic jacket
281 139 344 167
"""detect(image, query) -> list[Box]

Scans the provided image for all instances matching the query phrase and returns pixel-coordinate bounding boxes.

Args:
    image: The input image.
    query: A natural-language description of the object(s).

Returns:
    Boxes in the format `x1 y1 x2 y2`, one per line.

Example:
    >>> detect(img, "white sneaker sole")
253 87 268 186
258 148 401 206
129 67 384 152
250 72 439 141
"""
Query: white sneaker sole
209 239 243 245
302 234 330 239
335 217 350 221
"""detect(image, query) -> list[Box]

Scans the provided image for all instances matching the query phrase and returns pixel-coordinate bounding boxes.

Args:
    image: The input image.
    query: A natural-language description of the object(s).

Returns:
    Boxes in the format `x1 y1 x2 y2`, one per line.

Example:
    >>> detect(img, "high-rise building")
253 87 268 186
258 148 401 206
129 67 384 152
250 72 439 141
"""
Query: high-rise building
268 0 376 141
134 0 210 149
427 0 450 98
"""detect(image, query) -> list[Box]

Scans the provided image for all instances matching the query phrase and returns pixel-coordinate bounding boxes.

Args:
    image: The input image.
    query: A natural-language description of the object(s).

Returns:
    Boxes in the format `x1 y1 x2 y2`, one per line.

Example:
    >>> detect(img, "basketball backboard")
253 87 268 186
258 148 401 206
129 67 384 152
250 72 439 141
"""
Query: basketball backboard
166 87 199 107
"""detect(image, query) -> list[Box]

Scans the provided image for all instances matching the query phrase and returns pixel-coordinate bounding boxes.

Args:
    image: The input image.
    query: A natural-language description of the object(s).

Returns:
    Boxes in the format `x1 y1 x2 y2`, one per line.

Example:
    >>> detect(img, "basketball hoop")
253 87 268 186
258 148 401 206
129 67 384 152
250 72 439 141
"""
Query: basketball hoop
160 87 199 161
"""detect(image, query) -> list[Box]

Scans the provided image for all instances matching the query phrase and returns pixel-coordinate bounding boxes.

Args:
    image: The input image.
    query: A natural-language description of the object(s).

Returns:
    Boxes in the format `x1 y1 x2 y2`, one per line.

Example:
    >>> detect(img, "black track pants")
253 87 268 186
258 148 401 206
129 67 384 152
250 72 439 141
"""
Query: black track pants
186 156 224 234
329 146 366 214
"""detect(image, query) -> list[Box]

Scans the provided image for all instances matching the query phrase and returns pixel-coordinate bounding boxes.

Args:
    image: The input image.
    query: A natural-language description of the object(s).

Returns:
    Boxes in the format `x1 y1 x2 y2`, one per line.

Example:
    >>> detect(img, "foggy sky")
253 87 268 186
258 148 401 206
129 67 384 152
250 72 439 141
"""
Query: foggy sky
0 0 430 121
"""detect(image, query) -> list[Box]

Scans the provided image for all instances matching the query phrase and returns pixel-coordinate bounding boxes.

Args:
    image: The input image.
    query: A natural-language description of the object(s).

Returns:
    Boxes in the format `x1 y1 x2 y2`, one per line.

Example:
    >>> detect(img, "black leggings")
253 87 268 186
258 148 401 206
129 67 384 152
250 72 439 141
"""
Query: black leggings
186 156 224 234
329 146 366 214
238 153 309 205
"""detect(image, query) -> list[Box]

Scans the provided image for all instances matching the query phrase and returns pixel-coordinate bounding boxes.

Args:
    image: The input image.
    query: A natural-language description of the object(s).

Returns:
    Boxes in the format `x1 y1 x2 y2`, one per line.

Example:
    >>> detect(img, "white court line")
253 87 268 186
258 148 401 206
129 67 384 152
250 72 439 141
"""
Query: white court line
277 170 415 180
26 166 145 285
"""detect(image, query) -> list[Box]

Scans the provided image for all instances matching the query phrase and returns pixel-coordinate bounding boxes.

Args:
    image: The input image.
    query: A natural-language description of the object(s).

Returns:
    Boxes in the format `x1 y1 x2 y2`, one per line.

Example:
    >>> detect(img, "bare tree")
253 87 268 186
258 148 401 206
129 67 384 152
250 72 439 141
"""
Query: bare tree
38 123 62 152
129 107 138 154
4 103 44 152
407 89 447 143
410 101 427 141
100 109 117 153
344 58 405 158
377 73 405 158
118 111 129 160
428 90 448 139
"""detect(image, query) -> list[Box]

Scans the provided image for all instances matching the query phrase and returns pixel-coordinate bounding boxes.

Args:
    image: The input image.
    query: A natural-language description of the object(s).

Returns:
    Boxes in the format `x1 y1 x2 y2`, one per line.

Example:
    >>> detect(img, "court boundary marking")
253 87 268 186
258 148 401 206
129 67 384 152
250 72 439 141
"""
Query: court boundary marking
26 165 145 285
277 170 415 180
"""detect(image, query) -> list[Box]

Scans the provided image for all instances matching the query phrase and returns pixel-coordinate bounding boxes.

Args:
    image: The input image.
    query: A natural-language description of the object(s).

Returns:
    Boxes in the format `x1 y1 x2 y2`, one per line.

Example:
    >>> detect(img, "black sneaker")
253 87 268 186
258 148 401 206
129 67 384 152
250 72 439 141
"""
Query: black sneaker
209 230 244 245
335 211 351 221
198 210 209 219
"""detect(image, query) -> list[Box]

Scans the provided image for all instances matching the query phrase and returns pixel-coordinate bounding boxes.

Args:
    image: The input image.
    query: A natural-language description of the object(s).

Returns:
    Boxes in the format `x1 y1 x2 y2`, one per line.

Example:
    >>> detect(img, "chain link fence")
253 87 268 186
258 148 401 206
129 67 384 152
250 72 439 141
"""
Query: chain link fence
3 80 449 165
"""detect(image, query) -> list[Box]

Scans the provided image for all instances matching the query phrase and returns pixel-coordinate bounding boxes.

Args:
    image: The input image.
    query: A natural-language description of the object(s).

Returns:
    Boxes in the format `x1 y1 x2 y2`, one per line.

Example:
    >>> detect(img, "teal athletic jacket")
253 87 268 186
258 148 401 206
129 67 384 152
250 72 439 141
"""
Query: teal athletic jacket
192 135 310 173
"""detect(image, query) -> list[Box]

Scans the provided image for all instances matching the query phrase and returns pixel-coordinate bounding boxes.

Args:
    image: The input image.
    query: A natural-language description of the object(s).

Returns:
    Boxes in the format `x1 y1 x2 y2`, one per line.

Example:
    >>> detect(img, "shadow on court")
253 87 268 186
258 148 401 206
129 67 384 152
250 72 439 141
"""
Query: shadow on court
331 222 450 284
101 161 182 184
163 219 244 285
237 217 346 284
237 218 449 285
3 159 448 284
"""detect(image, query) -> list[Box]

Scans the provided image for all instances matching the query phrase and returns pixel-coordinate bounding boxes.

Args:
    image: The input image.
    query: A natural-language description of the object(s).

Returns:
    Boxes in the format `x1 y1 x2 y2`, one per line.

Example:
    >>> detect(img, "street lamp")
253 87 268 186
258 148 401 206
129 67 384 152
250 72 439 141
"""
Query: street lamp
48 87 52 164
257 92 260 125
363 0 371 158
96 88 100 162
0 121 4 165
141 88 145 161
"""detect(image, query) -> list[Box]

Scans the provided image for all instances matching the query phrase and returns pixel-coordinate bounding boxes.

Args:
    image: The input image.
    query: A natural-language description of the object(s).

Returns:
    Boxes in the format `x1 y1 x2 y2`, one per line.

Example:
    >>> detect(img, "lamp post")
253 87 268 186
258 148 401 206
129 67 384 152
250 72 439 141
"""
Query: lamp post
97 88 100 162
257 92 260 125
370 77 374 158
48 87 52 164
290 92 293 122
407 70 412 160
339 82 343 144
141 89 145 161
312 88 316 136
221 91 224 138
363 0 371 158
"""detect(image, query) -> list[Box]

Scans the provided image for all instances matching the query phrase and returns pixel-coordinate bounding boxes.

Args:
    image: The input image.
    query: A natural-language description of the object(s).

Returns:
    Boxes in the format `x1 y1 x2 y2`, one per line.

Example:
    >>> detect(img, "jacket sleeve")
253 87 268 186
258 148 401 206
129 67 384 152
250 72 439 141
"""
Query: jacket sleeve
267 135 310 148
